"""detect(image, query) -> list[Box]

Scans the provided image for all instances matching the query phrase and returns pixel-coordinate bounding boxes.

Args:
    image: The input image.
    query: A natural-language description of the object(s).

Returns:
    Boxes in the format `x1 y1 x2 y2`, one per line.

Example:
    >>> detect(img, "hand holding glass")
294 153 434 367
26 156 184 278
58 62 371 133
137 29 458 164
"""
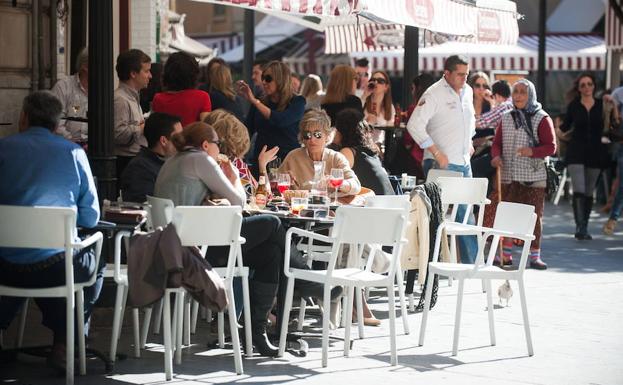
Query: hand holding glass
329 168 344 205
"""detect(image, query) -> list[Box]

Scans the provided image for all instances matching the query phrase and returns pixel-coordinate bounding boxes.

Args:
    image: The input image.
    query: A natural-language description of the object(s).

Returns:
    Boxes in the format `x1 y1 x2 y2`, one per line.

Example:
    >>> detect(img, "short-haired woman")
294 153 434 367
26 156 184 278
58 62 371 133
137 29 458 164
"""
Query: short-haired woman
152 52 212 126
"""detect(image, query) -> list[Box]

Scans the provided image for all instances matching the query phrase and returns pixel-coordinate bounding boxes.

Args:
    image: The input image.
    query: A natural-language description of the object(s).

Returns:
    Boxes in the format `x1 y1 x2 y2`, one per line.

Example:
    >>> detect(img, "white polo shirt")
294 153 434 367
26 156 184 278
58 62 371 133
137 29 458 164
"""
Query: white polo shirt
406 77 476 166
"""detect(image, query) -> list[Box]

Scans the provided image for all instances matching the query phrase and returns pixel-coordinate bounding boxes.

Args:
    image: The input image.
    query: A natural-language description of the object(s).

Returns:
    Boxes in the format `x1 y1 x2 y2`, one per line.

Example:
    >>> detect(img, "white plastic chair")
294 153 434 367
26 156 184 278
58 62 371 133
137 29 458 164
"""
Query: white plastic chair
425 168 463 183
418 202 538 356
278 206 409 367
0 205 103 385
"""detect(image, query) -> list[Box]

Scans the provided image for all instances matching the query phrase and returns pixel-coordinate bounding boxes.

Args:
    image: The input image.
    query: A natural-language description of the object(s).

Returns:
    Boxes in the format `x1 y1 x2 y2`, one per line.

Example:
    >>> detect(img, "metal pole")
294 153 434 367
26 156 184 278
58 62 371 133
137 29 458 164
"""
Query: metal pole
88 0 116 202
243 9 255 85
537 0 547 106
402 26 419 109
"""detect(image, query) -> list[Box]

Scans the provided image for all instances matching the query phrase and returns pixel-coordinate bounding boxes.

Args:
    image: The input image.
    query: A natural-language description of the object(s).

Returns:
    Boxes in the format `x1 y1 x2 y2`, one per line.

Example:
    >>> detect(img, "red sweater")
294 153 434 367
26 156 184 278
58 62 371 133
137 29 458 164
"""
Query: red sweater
152 89 212 126
491 115 556 159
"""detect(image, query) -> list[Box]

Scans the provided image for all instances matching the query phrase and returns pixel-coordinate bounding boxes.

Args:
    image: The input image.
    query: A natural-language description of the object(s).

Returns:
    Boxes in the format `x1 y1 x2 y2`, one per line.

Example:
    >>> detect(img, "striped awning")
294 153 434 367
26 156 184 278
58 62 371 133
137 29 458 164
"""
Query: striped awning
283 41 349 77
349 34 606 73
606 3 623 51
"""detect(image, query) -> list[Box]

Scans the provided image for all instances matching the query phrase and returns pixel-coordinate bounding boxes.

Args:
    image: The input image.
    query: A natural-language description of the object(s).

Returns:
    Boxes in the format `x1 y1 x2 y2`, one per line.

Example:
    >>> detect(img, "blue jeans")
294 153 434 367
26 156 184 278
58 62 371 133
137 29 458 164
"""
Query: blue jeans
423 159 479 264
610 145 623 220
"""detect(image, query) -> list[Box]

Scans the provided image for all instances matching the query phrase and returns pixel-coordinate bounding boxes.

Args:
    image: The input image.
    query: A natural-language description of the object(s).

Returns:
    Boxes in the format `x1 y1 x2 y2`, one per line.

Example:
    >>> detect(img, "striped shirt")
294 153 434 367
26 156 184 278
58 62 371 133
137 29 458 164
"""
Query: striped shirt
476 99 514 130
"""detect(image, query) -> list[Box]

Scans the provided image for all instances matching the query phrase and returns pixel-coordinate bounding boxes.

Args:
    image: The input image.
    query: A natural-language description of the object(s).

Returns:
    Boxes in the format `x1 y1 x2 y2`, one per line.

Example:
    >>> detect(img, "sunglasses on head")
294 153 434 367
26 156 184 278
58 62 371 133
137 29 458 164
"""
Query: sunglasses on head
261 74 273 83
369 77 387 84
302 130 324 140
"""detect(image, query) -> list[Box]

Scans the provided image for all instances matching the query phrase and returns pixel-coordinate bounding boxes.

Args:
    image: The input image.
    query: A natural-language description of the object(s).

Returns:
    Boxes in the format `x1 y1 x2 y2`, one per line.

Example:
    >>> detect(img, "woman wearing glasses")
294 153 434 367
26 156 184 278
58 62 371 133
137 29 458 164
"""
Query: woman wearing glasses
237 61 306 165
279 109 361 195
468 72 492 118
560 73 608 240
363 70 395 144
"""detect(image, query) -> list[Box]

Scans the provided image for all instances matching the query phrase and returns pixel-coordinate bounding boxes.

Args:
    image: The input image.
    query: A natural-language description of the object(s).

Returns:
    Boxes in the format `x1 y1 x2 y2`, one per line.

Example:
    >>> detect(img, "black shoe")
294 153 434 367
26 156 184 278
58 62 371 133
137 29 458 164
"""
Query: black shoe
251 331 279 357
529 258 547 270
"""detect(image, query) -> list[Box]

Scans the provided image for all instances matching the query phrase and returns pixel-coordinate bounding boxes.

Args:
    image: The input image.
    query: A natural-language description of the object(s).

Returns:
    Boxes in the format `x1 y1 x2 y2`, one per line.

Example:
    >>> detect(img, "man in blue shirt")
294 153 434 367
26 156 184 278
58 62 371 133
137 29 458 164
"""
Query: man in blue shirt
0 91 103 371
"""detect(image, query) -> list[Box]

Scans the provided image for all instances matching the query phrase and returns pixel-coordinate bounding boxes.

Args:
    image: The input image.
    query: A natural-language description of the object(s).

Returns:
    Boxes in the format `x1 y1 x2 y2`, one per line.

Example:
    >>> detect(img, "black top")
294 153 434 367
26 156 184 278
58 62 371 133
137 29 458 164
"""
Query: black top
120 147 165 203
560 98 608 168
208 90 246 122
321 95 364 126
347 146 394 195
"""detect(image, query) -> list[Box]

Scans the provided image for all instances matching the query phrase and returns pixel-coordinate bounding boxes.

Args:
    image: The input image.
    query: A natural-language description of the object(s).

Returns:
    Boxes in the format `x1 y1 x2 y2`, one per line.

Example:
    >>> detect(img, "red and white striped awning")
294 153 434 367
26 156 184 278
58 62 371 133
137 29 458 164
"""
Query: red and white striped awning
349 34 606 73
606 3 623 51
195 33 243 55
283 41 349 76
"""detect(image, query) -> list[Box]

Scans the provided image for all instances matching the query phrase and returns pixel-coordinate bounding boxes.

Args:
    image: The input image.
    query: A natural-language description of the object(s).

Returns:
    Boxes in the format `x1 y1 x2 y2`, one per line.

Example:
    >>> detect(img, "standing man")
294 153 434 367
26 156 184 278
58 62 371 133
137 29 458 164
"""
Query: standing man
251 59 267 98
406 55 478 263
0 91 102 370
114 49 152 181
51 47 89 146
120 112 182 203
354 58 371 100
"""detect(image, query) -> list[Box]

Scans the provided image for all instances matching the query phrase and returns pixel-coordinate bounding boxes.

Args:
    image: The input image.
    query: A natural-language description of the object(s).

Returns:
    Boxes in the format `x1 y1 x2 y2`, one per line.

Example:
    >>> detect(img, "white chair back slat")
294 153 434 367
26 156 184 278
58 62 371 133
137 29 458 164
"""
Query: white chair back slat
332 206 406 247
437 177 489 206
146 195 174 230
0 205 76 249
425 169 463 183
493 202 536 235
172 206 243 247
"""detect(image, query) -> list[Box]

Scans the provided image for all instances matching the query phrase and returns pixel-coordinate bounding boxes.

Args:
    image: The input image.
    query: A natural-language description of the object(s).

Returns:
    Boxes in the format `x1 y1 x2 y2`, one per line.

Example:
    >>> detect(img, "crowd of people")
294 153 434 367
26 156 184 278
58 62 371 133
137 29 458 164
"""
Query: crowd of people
1 47 622 370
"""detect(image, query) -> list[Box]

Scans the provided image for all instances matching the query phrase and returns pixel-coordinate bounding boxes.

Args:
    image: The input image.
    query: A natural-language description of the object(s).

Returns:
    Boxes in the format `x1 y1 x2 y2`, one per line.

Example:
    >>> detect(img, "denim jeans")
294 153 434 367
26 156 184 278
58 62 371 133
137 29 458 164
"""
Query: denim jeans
423 159 479 264
609 145 623 221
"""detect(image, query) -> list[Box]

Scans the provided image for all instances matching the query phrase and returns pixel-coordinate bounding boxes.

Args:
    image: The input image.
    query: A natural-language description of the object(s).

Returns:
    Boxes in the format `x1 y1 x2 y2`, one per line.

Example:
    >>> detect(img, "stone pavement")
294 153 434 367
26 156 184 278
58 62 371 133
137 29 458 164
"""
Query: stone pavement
1 201 622 385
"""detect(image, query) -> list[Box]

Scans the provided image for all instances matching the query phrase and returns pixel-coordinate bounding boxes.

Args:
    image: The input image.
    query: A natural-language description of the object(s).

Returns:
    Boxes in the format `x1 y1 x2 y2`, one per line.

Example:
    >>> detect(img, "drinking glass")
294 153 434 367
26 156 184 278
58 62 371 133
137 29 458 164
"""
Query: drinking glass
329 168 344 205
277 173 291 196
290 197 308 215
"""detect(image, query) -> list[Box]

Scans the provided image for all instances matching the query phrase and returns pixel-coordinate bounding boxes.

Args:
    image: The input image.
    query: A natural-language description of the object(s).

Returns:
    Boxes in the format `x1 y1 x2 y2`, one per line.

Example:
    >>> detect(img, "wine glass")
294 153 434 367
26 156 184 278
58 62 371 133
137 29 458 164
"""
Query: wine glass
277 173 291 196
329 168 344 205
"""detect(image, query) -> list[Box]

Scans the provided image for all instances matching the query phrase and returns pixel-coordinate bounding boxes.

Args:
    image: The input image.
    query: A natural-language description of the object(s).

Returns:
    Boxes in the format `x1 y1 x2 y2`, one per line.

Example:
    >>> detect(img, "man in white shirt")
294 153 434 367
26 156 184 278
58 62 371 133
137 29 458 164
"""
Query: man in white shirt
51 48 88 144
406 54 478 263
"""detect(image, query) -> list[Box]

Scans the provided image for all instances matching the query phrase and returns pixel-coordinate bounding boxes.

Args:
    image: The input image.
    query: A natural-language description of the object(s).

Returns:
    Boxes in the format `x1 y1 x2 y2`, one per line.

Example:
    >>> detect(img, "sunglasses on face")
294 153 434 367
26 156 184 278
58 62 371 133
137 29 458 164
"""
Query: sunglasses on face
579 82 594 88
473 82 489 89
210 140 220 146
261 74 273 83
369 77 387 84
302 130 324 140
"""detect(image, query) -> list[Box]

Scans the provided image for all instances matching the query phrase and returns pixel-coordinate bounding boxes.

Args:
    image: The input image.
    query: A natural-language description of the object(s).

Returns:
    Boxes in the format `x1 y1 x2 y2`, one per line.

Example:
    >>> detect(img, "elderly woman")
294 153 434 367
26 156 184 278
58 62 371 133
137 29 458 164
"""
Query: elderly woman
238 60 306 163
154 121 284 356
487 79 556 270
278 109 361 196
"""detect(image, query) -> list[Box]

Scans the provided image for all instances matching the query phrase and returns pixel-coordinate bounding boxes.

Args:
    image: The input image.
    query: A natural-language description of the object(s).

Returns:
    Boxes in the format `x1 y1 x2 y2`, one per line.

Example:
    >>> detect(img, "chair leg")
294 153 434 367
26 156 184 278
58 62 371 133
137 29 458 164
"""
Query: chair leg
16 298 28 348
140 306 153 348
395 269 410 335
452 279 465 356
162 292 173 381
448 236 457 287
66 293 75 385
218 311 225 348
343 286 354 357
278 278 295 357
321 285 332 368
191 300 199 334
183 297 191 347
226 283 243 374
153 298 164 334
110 284 125 362
241 275 252 357
518 279 534 356
387 284 397 366
418 272 435 346
408 293 415 312
296 298 306 331
132 308 140 358
356 287 364 339
76 290 86 375
175 292 184 365
485 279 496 346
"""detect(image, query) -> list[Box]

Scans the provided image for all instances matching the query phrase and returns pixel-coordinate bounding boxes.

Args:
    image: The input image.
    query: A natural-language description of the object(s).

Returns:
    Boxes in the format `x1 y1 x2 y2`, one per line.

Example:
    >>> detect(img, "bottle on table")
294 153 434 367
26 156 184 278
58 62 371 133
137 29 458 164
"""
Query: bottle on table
255 174 269 209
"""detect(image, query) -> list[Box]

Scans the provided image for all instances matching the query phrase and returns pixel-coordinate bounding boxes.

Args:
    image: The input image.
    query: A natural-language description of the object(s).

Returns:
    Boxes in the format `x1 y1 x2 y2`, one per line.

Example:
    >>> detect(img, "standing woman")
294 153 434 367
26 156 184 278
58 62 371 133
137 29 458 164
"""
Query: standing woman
238 61 306 165
363 70 395 145
300 74 324 110
560 73 608 240
151 52 211 126
488 79 556 269
321 65 363 126
206 63 245 122
468 71 492 117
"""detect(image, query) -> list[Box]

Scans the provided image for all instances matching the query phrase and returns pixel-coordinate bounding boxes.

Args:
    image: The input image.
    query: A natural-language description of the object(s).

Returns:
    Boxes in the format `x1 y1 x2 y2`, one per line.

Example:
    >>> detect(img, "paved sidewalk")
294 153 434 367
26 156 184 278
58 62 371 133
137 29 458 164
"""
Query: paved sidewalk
1 201 622 385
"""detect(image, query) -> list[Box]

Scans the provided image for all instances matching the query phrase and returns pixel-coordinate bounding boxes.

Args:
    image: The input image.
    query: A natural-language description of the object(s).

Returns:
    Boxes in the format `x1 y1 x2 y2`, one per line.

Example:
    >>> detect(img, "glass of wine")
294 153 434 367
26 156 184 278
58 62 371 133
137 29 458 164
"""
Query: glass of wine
329 168 344 205
277 173 291 196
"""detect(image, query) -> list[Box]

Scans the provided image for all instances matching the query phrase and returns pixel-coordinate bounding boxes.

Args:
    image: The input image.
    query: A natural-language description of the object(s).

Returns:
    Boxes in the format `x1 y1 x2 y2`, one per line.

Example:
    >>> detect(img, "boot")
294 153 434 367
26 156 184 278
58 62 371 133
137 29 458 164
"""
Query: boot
249 281 279 357
583 195 593 240
572 193 589 240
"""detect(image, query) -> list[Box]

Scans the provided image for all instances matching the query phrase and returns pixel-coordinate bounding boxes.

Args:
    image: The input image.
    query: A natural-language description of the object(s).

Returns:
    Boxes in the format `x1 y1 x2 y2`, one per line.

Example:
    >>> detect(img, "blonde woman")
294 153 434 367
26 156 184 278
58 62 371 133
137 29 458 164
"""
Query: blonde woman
321 65 363 126
207 63 245 122
237 60 305 162
301 74 324 110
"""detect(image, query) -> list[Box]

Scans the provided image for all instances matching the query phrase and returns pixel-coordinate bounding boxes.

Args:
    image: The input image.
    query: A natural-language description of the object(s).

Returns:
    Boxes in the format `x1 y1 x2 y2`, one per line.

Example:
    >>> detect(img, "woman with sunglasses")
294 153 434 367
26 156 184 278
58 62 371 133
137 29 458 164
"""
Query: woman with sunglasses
560 73 608 240
154 122 287 356
468 72 492 118
279 109 361 195
237 61 306 164
363 70 395 144
321 65 364 126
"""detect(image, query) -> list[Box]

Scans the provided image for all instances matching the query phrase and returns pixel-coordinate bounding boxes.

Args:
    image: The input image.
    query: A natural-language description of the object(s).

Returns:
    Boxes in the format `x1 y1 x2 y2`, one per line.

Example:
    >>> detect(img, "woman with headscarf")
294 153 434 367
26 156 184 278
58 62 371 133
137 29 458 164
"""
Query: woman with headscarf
486 79 556 270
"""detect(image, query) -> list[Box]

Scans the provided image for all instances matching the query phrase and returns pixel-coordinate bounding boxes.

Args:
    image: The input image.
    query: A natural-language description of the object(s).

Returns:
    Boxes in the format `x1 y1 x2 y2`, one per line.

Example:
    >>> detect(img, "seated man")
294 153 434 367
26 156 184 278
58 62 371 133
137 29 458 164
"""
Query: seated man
120 112 182 202
0 91 102 370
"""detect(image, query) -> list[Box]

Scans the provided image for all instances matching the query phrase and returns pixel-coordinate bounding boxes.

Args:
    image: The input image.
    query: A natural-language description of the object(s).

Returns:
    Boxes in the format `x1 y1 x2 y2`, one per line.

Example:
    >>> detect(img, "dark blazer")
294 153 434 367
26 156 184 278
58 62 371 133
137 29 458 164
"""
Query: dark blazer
560 98 608 168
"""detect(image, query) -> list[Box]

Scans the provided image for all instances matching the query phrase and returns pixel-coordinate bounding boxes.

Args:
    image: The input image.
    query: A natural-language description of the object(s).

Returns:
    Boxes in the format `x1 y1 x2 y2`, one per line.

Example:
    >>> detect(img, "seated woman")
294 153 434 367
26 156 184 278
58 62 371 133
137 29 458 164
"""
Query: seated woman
333 108 394 195
154 121 283 356
279 109 361 196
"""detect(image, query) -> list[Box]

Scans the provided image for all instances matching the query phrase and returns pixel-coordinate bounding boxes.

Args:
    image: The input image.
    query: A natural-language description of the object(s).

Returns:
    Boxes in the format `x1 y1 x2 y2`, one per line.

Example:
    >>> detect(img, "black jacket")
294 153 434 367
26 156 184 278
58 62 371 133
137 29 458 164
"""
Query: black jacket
120 147 165 203
560 98 608 168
